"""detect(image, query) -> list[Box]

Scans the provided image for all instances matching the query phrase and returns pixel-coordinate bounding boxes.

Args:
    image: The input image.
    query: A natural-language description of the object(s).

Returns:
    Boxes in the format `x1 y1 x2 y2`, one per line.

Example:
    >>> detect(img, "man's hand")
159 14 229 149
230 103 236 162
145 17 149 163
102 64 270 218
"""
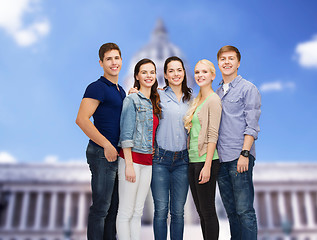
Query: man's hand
128 87 139 95
152 148 155 157
125 164 136 183
237 155 249 173
103 143 118 162
198 166 211 184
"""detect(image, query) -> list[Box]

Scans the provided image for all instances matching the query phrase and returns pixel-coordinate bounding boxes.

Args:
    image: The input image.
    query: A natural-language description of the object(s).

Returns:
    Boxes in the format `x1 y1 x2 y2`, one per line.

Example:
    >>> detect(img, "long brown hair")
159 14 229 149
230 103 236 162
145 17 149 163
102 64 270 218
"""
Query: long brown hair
163 56 192 102
134 58 162 118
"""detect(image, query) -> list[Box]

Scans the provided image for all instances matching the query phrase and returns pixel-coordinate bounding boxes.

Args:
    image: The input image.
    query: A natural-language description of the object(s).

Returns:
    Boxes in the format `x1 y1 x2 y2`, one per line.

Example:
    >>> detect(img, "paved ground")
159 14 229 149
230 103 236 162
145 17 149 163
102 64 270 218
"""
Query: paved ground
140 221 230 239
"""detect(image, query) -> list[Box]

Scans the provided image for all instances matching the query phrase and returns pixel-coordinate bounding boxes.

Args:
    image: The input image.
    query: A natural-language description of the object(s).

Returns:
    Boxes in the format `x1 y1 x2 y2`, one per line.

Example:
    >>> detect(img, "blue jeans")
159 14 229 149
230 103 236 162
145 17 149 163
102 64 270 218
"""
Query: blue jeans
86 143 119 240
217 155 257 240
151 148 189 240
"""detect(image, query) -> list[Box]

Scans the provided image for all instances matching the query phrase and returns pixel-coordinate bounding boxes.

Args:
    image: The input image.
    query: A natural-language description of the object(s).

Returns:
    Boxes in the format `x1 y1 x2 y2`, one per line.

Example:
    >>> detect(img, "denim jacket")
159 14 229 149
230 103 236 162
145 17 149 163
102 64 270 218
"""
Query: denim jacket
118 92 154 154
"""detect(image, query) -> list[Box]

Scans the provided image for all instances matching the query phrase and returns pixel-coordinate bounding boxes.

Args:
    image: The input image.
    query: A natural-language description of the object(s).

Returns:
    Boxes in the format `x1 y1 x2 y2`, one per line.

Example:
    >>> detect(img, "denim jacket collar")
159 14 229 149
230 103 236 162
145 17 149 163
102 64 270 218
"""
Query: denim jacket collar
137 91 151 101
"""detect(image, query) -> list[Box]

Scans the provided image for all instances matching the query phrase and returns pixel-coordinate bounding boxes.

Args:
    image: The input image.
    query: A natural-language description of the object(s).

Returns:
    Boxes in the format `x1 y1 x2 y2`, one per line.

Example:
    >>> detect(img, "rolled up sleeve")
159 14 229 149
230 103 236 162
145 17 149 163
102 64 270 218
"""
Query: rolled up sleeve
119 97 136 148
243 85 261 140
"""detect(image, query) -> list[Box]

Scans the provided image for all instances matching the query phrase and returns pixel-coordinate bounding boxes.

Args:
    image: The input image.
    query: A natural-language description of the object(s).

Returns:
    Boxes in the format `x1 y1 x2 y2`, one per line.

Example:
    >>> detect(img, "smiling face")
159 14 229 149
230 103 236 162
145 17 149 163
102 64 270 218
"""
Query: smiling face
194 62 215 88
218 51 240 81
164 60 185 87
136 63 156 90
99 49 122 80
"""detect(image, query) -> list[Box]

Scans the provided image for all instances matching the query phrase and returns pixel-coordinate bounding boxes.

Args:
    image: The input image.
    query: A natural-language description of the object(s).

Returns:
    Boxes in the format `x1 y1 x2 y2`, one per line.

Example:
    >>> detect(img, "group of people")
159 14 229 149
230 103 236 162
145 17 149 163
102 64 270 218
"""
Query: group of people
76 42 261 240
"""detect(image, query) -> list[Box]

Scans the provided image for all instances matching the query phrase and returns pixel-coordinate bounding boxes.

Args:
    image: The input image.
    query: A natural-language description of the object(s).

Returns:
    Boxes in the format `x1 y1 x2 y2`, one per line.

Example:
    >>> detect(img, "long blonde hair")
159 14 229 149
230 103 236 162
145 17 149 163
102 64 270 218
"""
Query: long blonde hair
183 59 216 133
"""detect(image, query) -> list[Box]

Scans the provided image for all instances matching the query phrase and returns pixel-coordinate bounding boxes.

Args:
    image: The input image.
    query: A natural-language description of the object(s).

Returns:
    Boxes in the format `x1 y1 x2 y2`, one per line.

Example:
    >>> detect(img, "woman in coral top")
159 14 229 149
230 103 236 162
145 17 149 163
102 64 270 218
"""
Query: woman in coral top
116 58 161 240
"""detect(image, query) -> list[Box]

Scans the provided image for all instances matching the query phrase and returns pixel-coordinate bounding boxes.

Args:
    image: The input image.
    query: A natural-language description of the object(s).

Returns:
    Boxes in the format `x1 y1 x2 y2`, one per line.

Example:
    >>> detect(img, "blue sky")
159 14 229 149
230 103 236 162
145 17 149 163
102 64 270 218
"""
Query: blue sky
0 0 316 163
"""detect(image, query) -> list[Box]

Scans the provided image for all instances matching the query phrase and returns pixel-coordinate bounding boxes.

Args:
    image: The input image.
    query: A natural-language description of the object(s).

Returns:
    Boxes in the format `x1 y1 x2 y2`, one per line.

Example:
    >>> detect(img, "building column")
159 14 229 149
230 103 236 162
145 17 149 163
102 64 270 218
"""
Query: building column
63 192 71 228
184 191 195 224
304 191 315 229
4 191 16 230
291 191 301 229
34 191 44 230
48 191 57 230
19 191 30 230
265 191 274 229
278 191 287 224
254 191 260 229
76 191 86 230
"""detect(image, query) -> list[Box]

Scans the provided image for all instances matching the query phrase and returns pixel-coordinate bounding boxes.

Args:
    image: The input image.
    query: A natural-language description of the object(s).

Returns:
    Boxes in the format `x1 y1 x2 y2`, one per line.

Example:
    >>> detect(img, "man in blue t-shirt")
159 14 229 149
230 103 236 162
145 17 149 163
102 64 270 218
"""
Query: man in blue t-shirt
76 43 126 240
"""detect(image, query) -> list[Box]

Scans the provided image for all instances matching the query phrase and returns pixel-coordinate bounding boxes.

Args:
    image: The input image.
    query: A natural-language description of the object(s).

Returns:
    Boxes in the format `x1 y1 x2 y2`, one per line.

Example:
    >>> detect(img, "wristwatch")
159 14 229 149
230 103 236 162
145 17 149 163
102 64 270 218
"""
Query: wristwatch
240 150 250 158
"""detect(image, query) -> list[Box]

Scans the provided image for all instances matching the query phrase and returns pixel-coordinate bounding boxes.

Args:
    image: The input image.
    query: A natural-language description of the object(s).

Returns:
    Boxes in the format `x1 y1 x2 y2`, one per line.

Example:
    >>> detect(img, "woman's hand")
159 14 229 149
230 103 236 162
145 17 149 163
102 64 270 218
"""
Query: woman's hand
125 163 136 183
198 165 211 184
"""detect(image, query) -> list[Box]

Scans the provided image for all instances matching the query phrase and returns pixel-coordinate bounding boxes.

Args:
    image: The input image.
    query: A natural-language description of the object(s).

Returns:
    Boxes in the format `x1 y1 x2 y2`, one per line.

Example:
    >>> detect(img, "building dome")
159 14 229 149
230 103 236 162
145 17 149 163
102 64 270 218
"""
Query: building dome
124 19 194 89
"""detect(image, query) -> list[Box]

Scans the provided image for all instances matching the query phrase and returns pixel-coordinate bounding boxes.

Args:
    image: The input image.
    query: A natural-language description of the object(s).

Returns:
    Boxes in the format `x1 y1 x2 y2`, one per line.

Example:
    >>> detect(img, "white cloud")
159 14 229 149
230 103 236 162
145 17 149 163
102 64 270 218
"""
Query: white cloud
44 155 59 163
260 81 295 93
295 35 317 68
43 155 85 164
0 0 50 47
0 152 17 163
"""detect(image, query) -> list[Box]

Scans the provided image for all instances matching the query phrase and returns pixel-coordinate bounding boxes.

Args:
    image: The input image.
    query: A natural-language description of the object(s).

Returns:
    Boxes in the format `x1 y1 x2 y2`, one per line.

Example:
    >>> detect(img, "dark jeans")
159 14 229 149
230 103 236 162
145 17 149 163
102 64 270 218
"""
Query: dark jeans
151 147 189 240
217 155 257 240
188 160 220 240
86 143 119 240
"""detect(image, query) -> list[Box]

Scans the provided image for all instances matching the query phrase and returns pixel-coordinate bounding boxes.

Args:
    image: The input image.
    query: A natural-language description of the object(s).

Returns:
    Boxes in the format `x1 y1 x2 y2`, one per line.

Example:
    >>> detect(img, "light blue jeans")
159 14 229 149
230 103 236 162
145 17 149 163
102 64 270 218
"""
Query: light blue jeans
151 147 189 240
217 155 257 240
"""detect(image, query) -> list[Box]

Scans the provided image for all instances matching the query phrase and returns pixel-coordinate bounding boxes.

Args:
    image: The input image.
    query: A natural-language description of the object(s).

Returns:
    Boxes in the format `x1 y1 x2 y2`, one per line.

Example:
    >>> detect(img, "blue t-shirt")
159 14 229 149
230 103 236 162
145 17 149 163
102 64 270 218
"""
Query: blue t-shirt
83 76 126 150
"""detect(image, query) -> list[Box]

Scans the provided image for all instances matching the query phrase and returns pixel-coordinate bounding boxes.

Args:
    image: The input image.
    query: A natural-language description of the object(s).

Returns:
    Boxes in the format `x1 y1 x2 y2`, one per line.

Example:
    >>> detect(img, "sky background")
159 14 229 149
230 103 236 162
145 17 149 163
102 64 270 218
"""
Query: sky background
0 0 316 164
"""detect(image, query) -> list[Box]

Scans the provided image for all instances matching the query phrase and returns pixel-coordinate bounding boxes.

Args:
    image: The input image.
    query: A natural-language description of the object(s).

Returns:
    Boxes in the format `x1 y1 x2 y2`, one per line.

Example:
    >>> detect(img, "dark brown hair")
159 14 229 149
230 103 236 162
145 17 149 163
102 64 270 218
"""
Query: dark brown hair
217 45 241 62
99 43 121 61
163 56 192 102
134 59 162 119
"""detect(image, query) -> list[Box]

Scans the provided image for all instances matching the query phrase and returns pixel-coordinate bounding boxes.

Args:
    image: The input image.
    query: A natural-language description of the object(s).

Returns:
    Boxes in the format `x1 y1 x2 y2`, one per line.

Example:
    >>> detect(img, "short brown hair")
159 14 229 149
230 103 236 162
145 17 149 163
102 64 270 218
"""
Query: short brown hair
99 43 121 61
217 45 241 62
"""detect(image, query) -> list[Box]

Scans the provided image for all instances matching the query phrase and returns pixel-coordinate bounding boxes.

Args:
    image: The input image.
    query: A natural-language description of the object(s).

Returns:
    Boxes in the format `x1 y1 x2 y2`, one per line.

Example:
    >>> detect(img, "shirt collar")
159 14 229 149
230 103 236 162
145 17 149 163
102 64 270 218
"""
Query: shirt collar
164 86 172 92
219 75 242 88
164 86 183 103
99 76 117 86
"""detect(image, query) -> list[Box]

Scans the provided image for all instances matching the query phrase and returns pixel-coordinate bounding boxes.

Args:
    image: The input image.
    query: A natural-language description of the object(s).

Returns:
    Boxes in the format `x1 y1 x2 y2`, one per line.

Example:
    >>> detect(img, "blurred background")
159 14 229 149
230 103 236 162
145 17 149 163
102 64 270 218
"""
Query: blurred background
0 0 317 239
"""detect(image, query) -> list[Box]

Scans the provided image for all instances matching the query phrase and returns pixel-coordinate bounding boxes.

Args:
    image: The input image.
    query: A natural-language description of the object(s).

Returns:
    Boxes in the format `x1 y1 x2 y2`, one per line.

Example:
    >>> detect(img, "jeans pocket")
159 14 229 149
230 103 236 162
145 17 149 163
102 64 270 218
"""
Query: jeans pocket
105 160 118 172
153 149 165 164
152 155 161 164
182 151 189 164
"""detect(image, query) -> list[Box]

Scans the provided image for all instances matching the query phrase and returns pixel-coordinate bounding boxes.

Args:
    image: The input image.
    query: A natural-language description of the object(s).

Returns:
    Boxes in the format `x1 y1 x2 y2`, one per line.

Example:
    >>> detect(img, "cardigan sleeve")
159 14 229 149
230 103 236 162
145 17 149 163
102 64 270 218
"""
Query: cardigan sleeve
207 94 222 144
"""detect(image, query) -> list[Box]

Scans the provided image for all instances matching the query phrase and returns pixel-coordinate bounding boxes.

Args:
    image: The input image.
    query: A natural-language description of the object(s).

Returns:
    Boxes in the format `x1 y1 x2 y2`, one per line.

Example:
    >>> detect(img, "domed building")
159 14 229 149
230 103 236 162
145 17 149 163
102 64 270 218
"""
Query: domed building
1 20 317 240
124 19 195 90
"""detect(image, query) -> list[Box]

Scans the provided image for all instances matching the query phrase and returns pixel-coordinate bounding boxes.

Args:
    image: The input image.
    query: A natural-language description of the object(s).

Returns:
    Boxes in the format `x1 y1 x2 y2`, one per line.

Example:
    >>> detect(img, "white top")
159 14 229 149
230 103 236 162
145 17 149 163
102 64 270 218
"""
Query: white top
223 83 230 94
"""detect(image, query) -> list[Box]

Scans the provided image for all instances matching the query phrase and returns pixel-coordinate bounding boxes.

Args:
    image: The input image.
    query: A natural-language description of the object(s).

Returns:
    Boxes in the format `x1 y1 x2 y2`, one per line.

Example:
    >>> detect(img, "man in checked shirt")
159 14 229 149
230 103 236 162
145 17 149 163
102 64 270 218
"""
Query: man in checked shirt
216 45 261 240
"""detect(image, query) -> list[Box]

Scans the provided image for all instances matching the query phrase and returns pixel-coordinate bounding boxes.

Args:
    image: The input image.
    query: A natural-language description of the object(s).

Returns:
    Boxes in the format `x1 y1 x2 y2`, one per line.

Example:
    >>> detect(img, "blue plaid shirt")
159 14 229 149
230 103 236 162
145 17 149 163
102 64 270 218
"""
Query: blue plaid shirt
216 75 261 162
